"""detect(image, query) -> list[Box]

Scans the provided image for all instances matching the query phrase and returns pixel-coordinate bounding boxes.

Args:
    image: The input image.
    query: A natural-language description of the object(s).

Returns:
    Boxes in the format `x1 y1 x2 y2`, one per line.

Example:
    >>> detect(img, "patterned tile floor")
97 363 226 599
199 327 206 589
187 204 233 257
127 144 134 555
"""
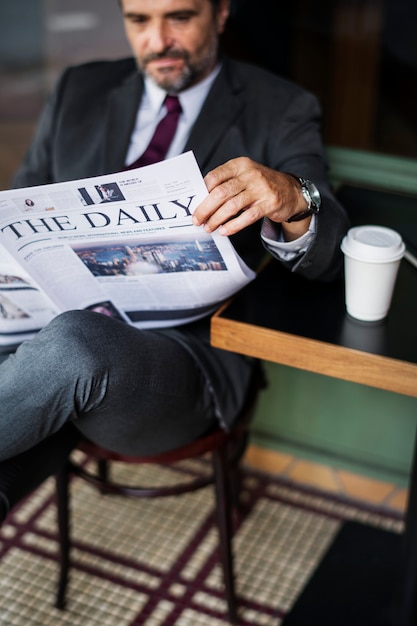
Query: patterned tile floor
0 452 404 626
245 445 408 514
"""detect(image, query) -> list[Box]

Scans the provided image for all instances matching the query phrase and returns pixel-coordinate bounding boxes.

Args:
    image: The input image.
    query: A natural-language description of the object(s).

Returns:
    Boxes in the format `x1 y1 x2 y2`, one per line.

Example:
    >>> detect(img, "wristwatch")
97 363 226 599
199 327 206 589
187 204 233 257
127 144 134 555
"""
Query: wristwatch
286 175 321 222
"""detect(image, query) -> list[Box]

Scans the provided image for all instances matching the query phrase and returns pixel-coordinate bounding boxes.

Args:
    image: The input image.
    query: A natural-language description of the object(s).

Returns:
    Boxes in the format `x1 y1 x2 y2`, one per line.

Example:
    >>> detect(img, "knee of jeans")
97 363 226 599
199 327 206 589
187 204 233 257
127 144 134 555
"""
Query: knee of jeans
47 310 96 338
43 311 109 372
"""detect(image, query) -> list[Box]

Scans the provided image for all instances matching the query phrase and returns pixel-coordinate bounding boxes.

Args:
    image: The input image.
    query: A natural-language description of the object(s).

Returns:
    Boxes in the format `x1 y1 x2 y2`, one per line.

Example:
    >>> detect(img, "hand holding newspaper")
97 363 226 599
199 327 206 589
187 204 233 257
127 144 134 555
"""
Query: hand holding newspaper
0 152 255 346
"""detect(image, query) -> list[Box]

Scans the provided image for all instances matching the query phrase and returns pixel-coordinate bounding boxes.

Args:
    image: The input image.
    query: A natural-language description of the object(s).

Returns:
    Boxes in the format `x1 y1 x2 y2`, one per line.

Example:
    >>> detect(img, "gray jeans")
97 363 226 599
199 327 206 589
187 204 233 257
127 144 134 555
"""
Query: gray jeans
0 310 223 462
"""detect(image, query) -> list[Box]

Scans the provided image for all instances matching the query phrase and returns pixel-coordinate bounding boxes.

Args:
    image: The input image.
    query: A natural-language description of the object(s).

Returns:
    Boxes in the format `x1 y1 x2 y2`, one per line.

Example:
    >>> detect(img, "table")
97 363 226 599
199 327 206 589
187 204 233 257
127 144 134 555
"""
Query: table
210 185 417 625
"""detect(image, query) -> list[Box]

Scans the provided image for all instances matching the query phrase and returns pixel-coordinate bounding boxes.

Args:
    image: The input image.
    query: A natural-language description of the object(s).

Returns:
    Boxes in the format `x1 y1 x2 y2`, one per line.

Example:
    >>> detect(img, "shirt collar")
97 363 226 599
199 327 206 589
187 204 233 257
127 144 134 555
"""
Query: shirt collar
143 64 221 121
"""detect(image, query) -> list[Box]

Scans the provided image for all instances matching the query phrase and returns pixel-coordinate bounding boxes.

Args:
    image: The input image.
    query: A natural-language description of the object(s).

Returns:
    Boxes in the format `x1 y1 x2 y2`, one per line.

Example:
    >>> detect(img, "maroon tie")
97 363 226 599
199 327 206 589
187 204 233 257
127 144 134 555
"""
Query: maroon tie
126 95 182 170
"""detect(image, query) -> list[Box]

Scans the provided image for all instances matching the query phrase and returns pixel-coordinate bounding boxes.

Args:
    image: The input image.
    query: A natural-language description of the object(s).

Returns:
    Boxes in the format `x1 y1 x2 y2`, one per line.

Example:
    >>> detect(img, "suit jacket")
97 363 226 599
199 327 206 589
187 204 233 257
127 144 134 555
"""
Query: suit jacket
12 56 350 427
13 55 349 280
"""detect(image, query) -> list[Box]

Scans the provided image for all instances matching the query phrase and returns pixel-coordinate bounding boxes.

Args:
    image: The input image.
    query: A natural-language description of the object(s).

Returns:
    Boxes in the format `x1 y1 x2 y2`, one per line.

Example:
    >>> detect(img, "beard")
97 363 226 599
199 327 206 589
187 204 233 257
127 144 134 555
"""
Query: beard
137 36 218 93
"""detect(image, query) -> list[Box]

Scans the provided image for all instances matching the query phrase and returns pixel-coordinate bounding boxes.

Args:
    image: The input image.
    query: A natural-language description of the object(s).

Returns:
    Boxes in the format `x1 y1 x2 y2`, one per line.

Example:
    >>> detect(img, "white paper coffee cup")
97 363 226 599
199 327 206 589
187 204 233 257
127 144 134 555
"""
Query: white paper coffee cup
340 225 405 321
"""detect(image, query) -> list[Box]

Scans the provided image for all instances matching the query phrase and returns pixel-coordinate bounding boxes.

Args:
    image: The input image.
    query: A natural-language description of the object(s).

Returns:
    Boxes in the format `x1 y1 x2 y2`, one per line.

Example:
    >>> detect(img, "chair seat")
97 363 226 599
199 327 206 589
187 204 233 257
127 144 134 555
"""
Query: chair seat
72 399 255 498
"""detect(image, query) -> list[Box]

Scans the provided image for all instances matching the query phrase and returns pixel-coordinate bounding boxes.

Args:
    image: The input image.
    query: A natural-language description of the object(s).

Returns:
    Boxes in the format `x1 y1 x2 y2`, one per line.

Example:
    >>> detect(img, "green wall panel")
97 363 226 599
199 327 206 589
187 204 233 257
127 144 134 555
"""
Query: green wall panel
251 362 417 486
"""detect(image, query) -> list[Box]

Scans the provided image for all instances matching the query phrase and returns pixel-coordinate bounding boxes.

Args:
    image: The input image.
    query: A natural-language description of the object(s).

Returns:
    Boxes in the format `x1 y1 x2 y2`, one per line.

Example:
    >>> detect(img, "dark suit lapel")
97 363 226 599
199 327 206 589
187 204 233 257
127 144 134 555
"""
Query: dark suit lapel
100 58 243 175
103 71 143 173
184 59 245 171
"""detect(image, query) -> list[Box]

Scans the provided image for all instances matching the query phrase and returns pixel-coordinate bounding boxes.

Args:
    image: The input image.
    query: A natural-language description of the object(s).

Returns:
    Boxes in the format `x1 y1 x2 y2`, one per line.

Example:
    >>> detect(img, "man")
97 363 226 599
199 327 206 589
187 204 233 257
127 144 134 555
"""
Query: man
0 0 349 522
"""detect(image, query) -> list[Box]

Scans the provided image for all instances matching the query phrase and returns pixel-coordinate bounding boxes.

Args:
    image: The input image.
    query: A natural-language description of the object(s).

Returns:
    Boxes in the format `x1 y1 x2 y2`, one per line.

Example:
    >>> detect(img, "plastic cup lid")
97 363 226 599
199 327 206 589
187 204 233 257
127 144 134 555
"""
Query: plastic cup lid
341 225 405 262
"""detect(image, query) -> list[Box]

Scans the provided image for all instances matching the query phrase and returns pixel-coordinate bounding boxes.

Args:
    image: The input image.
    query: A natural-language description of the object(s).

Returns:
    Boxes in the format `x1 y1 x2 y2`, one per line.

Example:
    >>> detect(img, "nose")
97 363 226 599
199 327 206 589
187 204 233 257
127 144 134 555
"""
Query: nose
147 20 173 52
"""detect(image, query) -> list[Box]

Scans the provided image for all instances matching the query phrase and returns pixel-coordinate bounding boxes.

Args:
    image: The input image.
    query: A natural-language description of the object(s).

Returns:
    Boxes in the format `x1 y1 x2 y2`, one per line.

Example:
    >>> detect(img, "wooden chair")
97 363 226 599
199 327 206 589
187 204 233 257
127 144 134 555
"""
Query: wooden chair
54 362 266 624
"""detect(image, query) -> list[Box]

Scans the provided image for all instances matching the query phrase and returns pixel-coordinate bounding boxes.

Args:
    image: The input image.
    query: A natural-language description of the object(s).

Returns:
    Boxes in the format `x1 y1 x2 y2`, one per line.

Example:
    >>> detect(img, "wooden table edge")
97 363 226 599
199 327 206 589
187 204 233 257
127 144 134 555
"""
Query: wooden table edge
211 313 417 399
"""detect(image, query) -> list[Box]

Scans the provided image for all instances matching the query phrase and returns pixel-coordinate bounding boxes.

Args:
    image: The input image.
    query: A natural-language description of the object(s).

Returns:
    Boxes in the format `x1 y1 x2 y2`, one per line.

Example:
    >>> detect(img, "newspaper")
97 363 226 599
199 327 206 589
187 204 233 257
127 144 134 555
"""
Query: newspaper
0 152 255 346
0 246 57 346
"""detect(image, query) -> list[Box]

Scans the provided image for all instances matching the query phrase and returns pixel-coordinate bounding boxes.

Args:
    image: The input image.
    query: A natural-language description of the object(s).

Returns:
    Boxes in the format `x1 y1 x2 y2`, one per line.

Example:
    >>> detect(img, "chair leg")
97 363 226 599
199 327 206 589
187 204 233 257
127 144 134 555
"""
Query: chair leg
55 463 71 610
212 447 239 624
229 432 249 513
97 459 111 494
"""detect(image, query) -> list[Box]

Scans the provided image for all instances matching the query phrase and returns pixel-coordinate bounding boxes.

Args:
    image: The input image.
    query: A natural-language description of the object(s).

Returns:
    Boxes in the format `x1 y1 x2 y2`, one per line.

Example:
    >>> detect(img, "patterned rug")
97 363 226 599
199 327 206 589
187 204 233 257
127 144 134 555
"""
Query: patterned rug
0 453 404 626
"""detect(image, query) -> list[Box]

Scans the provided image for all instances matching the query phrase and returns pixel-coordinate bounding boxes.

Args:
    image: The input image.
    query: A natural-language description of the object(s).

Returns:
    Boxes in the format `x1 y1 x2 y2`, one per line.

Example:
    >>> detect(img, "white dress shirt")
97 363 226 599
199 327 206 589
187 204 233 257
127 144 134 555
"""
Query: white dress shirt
125 68 315 260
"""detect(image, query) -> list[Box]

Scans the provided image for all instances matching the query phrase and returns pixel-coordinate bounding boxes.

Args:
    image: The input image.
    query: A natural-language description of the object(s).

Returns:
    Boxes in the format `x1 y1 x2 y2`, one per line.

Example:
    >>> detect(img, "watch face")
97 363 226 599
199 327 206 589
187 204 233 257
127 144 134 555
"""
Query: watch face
284 174 321 221
304 179 321 210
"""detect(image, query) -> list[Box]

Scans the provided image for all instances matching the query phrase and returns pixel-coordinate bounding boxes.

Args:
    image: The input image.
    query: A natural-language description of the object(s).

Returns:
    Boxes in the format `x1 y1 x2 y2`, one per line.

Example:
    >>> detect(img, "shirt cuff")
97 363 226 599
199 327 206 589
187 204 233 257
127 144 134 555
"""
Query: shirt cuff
261 215 316 261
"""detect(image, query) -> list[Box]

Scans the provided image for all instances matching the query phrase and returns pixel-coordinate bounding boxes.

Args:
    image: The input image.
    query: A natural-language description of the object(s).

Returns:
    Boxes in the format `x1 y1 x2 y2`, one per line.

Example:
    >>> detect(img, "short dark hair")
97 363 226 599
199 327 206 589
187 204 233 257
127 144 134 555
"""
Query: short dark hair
118 0 224 7
117 0 228 18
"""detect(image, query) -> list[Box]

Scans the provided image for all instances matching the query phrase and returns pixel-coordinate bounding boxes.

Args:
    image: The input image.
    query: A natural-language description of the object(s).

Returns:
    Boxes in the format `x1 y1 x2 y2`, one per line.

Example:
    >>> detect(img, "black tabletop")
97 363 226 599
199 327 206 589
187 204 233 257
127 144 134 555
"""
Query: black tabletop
220 185 417 365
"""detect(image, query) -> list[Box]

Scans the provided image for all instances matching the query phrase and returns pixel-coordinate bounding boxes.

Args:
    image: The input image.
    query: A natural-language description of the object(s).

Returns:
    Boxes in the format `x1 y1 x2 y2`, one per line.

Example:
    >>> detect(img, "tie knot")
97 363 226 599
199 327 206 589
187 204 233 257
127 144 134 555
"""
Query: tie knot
164 94 182 114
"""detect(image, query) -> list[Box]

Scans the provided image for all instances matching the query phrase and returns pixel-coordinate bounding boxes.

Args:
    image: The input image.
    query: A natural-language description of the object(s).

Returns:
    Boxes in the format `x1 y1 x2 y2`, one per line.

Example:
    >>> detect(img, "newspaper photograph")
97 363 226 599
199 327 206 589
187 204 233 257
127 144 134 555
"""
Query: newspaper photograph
0 152 255 339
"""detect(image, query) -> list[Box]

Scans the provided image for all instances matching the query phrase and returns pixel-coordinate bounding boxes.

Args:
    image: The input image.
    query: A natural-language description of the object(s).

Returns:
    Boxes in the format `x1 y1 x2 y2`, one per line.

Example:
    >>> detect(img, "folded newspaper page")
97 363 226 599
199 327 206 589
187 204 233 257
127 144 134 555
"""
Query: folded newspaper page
0 151 255 345
0 245 57 346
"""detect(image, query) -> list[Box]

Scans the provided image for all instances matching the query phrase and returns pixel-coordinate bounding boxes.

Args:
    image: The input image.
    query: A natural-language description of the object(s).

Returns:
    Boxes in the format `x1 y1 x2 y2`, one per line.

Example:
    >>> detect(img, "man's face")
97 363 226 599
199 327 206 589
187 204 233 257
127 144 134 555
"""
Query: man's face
120 0 230 92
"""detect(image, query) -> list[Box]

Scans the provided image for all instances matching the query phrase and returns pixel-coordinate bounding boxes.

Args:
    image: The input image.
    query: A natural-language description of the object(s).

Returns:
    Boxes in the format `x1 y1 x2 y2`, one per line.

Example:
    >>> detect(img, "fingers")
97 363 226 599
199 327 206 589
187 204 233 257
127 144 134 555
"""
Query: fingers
192 157 291 235
192 159 245 230
193 182 258 235
192 158 265 234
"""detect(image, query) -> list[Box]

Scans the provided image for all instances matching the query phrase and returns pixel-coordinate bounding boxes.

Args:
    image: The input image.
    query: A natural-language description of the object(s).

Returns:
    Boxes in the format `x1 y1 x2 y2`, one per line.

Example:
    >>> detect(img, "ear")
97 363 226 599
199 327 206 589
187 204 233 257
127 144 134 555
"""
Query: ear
216 0 231 34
